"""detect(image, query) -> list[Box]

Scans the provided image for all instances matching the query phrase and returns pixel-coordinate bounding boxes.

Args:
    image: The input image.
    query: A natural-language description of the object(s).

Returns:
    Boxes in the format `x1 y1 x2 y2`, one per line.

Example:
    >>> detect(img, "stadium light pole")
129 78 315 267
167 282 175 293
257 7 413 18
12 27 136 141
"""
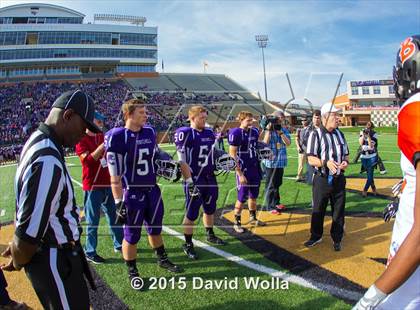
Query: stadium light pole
255 35 269 101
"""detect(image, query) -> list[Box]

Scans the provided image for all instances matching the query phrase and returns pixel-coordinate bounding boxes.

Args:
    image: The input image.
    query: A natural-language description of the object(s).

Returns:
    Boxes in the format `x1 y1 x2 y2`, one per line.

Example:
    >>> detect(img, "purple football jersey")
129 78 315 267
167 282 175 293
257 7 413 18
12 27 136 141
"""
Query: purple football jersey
174 127 216 178
228 127 259 169
105 126 158 188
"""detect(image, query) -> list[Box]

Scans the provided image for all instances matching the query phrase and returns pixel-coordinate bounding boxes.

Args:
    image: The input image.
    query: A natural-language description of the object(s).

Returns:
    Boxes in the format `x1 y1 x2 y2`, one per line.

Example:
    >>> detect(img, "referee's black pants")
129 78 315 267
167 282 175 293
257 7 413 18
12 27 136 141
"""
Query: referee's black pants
0 269 11 305
24 244 90 310
310 174 346 243
264 167 284 209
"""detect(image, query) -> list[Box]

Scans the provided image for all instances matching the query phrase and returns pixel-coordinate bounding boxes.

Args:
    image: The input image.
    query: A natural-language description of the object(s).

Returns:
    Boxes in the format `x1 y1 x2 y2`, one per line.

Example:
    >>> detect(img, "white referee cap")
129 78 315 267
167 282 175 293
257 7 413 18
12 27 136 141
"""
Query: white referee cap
320 102 339 116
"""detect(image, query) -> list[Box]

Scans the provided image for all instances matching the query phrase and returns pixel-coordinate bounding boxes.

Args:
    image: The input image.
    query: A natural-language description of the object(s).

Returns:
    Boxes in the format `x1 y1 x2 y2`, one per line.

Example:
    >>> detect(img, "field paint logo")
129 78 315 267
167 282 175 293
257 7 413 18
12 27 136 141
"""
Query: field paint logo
399 37 416 65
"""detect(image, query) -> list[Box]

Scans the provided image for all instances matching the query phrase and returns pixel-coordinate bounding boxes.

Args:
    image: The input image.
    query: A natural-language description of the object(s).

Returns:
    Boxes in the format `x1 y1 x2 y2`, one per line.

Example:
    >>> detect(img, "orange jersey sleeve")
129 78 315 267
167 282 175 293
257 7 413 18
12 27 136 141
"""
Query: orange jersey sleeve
398 98 420 166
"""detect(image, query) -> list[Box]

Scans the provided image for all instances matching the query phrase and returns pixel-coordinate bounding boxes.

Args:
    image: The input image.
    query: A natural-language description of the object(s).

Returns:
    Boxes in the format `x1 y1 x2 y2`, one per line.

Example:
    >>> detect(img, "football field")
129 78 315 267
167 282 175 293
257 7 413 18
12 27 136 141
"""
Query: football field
0 127 401 309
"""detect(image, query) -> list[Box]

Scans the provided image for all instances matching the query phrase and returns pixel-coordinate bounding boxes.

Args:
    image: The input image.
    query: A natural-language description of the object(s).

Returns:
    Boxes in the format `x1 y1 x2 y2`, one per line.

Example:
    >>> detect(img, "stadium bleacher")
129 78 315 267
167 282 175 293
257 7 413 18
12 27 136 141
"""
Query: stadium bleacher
0 73 276 164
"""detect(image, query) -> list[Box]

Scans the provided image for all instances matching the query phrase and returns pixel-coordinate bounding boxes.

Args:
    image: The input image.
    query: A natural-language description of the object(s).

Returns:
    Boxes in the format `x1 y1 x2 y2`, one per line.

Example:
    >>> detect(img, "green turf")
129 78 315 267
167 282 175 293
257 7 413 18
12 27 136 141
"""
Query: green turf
0 128 401 309
90 220 350 310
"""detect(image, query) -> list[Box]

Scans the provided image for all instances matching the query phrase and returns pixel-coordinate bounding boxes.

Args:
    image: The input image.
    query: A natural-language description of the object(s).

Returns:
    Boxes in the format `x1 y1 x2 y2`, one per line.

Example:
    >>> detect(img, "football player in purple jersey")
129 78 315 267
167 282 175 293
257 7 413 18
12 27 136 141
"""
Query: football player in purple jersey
175 106 227 260
104 99 182 283
228 111 266 233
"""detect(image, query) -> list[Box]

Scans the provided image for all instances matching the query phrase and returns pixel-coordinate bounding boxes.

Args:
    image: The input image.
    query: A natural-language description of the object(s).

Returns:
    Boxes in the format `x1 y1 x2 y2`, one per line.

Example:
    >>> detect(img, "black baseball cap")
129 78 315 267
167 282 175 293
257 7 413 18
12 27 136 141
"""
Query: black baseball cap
52 90 101 133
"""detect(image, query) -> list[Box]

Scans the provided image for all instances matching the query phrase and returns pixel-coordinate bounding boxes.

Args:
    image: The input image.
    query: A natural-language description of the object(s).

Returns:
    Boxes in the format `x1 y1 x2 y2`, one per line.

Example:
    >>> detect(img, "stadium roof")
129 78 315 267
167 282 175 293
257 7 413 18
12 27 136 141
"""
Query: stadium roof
0 3 85 18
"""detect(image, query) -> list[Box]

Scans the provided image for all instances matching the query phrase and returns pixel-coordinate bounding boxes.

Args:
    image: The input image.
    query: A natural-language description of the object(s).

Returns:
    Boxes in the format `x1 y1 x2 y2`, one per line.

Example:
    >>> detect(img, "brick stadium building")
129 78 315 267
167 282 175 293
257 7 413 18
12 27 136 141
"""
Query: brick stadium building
334 79 398 127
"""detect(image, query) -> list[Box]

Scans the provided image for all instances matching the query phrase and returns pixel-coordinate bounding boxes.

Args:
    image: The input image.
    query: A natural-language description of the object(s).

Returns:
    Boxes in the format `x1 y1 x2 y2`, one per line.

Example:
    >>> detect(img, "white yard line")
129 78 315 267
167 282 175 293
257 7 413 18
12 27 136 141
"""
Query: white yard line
163 226 361 301
0 155 79 169
69 176 361 301
71 178 83 188
0 163 17 168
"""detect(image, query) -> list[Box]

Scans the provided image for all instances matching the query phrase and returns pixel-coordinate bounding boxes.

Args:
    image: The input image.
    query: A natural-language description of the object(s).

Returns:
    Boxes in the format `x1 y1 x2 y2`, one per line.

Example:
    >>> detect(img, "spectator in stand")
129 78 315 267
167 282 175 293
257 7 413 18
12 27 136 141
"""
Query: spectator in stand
75 112 123 264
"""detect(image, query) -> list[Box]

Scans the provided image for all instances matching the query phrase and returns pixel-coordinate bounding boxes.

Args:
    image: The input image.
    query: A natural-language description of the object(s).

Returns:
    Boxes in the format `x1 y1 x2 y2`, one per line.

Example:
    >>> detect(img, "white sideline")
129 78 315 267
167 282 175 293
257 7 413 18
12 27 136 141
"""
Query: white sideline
0 155 79 169
69 176 361 301
162 225 361 301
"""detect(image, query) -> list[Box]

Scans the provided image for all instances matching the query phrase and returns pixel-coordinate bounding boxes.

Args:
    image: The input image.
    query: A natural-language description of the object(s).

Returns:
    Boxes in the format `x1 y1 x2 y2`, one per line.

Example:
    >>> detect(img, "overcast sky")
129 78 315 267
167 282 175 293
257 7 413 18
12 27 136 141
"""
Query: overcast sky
2 0 419 106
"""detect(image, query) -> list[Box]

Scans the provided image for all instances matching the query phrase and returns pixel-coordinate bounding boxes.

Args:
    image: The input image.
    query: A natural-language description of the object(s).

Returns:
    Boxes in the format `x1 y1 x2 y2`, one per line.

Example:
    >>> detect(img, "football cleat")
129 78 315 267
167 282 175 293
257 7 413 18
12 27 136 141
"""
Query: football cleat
249 216 267 227
182 243 198 260
207 234 227 245
158 257 183 273
233 224 245 233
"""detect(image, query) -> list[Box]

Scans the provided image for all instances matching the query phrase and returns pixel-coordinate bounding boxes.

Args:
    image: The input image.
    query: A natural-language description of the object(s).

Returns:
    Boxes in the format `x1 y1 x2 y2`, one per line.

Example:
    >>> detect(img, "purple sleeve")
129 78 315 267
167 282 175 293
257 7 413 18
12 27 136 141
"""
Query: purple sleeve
104 128 124 154
228 128 241 146
104 128 125 177
174 127 191 151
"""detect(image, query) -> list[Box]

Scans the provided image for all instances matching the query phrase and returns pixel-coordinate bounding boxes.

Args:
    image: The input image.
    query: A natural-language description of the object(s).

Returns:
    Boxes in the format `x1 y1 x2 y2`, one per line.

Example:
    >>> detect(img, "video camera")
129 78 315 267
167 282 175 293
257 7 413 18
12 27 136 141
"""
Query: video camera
363 128 371 136
259 115 282 131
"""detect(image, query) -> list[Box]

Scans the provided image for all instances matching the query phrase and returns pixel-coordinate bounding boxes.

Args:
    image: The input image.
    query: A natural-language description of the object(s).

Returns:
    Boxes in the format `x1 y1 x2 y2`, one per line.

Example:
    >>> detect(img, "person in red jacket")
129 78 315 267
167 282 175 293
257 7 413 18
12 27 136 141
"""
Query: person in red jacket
76 112 123 264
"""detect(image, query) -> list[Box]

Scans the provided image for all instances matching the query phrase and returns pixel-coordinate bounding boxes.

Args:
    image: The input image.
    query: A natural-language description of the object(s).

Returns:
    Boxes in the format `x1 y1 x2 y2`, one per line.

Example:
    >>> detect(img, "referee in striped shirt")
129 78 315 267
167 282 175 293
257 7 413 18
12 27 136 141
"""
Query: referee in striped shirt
2 90 100 309
304 102 349 252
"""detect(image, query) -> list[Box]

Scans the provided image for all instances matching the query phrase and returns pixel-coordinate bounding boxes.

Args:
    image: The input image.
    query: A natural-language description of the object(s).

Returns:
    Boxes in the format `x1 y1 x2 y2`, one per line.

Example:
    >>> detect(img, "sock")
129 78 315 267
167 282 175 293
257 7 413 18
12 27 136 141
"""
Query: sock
125 259 137 274
206 227 214 236
250 210 256 219
125 259 136 268
154 245 167 260
184 234 193 245
234 214 241 225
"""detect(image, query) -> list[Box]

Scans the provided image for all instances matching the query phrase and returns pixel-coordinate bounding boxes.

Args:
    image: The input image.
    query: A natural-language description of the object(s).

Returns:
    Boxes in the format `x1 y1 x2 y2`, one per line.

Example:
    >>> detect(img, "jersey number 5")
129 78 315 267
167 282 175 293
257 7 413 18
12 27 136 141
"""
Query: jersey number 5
198 145 209 167
137 148 150 176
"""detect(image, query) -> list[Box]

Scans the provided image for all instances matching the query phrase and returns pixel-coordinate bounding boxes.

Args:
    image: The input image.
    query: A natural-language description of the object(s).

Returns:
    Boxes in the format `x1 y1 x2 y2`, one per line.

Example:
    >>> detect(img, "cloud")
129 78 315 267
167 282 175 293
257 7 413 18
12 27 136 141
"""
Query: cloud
1 0 417 105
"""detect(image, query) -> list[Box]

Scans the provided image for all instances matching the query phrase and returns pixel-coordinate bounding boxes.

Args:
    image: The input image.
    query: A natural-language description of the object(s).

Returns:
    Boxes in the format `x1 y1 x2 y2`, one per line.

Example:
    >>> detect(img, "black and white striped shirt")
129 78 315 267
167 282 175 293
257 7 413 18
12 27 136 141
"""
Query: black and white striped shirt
306 126 349 175
14 123 81 246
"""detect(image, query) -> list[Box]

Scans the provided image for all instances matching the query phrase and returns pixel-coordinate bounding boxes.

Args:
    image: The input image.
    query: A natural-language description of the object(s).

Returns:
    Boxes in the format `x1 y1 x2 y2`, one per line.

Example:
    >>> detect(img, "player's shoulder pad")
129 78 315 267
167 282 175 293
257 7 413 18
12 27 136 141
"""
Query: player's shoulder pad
104 127 125 146
105 127 125 138
143 125 156 135
229 127 241 135
176 126 192 134
204 127 214 134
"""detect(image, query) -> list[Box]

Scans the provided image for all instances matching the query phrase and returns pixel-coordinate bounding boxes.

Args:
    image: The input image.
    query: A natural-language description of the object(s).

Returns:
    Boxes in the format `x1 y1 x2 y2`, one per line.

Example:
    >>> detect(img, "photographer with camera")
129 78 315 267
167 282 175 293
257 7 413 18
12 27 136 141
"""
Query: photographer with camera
260 111 291 214
354 122 387 175
359 121 379 197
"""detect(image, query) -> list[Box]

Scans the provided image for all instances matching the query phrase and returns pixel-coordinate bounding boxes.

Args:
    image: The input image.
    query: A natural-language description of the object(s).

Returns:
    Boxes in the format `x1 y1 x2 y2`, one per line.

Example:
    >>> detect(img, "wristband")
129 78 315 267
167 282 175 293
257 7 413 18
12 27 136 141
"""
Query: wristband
115 198 122 204
185 177 193 184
